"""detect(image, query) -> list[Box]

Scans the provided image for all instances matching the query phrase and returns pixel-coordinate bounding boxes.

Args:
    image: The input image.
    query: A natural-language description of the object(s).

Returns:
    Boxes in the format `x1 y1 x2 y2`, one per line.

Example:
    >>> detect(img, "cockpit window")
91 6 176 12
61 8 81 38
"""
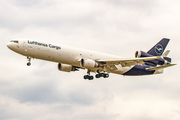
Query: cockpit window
14 41 19 43
10 40 19 43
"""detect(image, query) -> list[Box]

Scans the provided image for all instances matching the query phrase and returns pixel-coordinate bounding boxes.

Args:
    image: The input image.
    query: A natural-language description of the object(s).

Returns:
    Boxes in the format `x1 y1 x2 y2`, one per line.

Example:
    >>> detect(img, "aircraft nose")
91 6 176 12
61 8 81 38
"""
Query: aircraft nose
7 42 13 49
7 42 11 48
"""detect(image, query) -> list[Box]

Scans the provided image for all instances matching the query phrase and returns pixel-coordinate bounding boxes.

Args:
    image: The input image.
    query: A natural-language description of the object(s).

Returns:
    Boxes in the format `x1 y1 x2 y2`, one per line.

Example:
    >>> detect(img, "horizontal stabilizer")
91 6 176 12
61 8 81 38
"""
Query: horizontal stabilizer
162 50 170 57
146 64 176 71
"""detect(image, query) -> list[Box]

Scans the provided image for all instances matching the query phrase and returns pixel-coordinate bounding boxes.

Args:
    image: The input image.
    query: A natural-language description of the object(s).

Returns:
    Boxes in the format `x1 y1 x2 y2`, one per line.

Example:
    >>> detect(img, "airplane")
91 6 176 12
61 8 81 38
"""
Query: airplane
7 38 176 80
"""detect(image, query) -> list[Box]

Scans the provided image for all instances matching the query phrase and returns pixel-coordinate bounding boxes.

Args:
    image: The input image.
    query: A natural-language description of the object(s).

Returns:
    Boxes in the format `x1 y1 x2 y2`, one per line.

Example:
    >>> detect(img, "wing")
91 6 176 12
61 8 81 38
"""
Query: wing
97 56 161 67
146 64 176 70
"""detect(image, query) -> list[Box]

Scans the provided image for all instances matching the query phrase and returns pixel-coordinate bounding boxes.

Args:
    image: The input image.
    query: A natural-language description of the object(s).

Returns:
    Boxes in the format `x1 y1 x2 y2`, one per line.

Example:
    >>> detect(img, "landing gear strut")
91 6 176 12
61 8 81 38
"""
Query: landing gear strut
27 56 31 66
84 69 94 80
83 70 109 80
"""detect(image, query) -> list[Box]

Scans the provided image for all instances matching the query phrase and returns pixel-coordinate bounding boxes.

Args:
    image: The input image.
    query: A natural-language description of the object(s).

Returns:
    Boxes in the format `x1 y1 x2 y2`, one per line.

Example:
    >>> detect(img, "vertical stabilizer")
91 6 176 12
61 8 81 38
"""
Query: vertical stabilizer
147 38 170 56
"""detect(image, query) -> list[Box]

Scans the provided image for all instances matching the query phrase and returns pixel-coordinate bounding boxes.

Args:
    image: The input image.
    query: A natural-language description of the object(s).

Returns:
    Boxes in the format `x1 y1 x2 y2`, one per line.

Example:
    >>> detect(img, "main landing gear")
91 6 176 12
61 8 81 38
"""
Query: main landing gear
27 56 31 66
95 73 109 78
84 70 94 80
84 75 94 80
83 70 109 80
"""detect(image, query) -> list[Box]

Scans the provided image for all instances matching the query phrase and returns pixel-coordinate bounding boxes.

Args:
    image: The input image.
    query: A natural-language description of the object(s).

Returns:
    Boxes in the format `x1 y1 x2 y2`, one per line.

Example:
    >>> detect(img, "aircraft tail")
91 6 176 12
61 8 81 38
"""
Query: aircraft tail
147 38 170 56
134 38 176 73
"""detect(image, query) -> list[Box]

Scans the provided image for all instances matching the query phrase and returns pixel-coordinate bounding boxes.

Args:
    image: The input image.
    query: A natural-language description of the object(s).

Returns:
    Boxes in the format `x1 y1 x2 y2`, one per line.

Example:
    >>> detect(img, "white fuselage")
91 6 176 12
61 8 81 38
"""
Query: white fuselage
7 40 131 75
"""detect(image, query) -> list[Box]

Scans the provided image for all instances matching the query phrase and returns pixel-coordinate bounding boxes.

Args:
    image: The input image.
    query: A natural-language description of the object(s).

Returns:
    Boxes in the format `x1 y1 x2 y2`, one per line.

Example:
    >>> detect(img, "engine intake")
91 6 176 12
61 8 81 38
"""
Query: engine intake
80 58 100 69
135 51 152 58
58 63 76 72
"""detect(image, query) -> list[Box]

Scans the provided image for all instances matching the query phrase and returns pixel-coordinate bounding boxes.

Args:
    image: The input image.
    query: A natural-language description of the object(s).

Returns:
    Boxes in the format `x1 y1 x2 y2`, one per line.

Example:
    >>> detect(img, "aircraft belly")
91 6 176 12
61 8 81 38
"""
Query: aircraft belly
123 65 155 75
104 64 132 75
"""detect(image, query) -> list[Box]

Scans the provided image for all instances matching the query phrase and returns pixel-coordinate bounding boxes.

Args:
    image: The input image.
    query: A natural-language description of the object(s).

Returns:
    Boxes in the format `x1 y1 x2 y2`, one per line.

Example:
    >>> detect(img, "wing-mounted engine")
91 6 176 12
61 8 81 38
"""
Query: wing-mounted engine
135 51 171 65
80 58 101 69
58 63 78 72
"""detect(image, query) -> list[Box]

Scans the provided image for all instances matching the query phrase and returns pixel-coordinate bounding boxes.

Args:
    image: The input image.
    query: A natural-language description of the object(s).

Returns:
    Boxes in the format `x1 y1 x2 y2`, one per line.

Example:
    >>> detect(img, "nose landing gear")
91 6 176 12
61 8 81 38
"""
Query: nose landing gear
27 56 31 66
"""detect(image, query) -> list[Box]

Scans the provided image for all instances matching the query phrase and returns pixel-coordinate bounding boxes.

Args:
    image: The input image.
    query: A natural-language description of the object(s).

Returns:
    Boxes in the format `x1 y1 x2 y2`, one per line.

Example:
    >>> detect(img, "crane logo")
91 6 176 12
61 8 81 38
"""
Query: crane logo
155 44 163 55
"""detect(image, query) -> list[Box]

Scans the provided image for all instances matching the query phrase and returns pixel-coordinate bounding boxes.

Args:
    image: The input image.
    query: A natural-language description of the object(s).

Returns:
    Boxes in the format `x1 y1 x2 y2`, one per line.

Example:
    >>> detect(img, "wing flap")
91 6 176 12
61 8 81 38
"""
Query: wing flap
146 64 176 71
97 56 161 66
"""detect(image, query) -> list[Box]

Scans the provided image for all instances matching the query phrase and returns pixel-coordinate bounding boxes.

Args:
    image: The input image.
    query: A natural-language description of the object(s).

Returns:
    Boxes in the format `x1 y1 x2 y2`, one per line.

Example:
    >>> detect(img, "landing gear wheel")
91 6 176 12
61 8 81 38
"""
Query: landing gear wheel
83 75 94 80
27 62 31 66
89 76 94 80
84 69 94 80
27 56 31 66
103 74 109 78
95 73 109 78
95 74 100 78
84 75 89 79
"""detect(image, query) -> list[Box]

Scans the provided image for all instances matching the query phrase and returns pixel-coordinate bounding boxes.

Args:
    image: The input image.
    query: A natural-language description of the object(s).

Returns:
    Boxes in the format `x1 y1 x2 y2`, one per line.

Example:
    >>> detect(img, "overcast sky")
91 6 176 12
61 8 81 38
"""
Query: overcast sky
1 0 180 120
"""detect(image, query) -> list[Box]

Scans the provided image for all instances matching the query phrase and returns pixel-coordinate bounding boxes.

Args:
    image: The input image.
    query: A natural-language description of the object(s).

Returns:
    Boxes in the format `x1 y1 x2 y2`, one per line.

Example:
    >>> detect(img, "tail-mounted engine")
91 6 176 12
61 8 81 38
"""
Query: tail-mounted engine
58 63 77 72
80 58 100 69
135 51 171 65
135 51 152 58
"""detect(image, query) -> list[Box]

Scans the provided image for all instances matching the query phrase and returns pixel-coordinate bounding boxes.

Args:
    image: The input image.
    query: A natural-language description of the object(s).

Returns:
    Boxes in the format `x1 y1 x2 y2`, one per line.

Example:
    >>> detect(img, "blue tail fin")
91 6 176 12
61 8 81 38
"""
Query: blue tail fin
147 38 170 56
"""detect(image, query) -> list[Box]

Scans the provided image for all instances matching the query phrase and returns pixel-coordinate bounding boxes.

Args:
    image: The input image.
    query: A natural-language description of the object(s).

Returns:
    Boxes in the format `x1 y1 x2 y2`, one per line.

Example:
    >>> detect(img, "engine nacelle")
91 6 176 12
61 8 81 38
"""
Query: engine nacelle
57 63 76 72
135 51 153 58
80 58 99 69
135 51 170 65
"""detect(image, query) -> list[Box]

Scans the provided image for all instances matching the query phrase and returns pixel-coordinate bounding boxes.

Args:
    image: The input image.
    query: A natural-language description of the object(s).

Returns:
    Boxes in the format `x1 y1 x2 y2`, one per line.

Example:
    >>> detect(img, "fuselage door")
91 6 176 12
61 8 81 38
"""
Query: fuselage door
23 41 26 48
22 41 29 56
